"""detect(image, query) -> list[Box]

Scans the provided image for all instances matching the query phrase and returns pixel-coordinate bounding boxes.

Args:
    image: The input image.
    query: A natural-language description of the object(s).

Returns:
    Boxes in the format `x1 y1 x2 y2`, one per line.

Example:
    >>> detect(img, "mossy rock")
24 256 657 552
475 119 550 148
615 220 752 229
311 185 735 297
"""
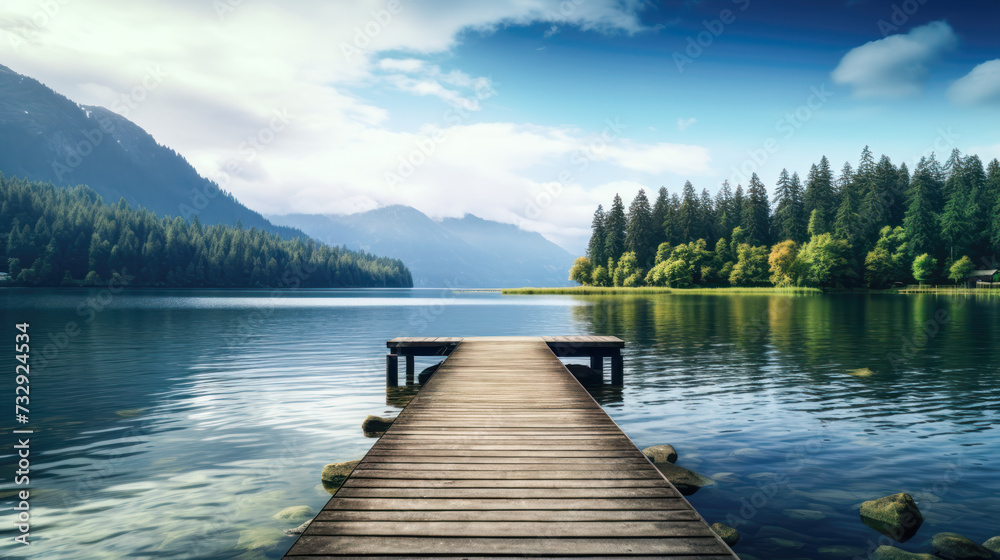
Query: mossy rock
362 415 394 435
710 522 740 546
642 444 678 464
931 532 994 559
284 519 312 536
983 536 1000 554
651 462 715 495
320 459 361 488
272 505 315 522
848 368 875 378
872 545 939 560
235 527 285 551
859 492 923 542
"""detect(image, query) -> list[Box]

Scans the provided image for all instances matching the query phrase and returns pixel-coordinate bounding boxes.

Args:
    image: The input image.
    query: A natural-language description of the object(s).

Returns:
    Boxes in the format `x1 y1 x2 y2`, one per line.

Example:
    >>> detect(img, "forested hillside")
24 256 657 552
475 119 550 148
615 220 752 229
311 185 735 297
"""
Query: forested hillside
0 175 412 288
572 147 1000 288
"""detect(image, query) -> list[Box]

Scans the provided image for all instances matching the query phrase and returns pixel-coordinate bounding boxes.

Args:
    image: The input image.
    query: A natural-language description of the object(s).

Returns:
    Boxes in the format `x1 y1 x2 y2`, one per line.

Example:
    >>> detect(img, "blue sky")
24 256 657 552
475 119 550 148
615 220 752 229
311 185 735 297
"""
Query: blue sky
2 0 998 252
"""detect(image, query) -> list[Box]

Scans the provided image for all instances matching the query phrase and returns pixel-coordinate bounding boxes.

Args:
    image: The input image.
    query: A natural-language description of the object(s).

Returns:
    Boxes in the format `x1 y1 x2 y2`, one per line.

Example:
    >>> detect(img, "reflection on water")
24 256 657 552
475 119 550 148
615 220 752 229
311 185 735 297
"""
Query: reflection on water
0 289 997 559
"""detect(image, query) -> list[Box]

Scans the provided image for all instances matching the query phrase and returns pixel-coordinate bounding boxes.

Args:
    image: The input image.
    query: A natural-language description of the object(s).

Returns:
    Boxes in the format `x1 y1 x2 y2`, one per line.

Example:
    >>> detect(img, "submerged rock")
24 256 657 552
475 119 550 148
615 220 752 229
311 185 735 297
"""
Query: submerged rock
848 368 875 378
859 493 923 542
641 444 678 464
320 459 361 489
710 472 742 484
284 519 312 536
818 545 865 556
872 545 939 560
983 536 1000 554
782 508 826 520
728 447 770 460
931 532 994 559
710 522 740 546
418 363 441 384
651 462 715 495
565 364 603 387
235 527 285 551
273 505 315 521
362 415 394 436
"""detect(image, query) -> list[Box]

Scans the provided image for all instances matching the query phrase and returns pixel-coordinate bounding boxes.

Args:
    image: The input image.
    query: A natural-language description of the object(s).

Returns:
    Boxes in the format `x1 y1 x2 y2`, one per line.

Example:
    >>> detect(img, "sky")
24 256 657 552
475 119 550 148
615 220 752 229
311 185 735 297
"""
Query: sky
1 0 999 253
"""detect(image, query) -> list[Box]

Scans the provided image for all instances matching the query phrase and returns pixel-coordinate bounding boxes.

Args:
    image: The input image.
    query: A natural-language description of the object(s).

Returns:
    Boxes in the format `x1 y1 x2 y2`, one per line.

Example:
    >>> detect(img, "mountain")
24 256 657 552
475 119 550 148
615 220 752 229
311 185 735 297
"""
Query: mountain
268 206 575 287
0 64 300 238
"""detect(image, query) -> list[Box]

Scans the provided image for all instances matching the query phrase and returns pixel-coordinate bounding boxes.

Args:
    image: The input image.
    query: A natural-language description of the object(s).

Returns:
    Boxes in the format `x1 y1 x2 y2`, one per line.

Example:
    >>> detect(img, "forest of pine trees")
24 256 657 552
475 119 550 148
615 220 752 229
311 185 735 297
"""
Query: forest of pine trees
571 147 1000 289
0 175 413 288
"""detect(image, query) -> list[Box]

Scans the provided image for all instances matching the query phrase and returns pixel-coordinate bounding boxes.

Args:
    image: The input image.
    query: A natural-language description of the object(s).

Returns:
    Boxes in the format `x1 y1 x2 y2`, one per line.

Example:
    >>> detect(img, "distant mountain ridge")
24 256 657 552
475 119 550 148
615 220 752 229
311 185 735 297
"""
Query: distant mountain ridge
268 206 575 288
0 63 300 238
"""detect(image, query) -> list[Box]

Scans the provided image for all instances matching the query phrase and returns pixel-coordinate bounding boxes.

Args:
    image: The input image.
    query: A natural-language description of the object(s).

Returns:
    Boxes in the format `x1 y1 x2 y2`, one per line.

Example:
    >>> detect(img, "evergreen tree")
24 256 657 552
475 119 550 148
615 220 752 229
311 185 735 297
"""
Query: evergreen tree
904 157 942 259
715 181 734 238
804 156 835 230
587 205 607 266
732 183 746 233
741 173 770 246
626 189 656 267
651 187 670 249
699 188 716 242
774 169 806 242
678 181 699 242
604 194 627 261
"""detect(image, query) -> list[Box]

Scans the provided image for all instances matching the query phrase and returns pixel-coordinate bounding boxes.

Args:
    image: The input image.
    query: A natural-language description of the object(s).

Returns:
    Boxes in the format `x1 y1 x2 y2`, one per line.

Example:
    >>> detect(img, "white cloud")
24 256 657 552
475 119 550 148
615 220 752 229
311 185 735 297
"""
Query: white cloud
0 0 672 252
832 20 958 98
677 117 696 131
947 59 1000 106
543 25 560 38
377 58 426 73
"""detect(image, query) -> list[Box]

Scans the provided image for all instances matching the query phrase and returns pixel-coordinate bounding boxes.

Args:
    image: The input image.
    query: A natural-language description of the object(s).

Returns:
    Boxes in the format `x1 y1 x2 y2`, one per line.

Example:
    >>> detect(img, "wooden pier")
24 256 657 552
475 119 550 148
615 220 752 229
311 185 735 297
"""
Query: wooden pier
284 337 737 559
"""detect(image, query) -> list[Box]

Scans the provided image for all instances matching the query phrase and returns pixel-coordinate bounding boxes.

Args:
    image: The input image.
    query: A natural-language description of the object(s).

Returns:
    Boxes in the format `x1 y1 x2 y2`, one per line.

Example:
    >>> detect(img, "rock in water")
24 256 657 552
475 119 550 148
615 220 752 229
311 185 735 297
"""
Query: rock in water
848 367 875 377
235 527 285 551
983 537 1000 554
710 522 740 546
273 505 315 521
320 459 361 488
418 363 441 384
284 519 312 536
872 545 939 560
651 462 715 495
642 444 678 464
361 415 394 435
565 364 603 387
931 532 994 559
859 492 923 542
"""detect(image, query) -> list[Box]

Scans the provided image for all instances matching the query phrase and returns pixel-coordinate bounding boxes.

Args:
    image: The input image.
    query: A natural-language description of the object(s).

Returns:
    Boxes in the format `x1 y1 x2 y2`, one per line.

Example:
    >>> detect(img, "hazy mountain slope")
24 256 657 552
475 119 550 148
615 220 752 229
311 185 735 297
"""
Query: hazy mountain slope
269 207 575 287
0 63 300 238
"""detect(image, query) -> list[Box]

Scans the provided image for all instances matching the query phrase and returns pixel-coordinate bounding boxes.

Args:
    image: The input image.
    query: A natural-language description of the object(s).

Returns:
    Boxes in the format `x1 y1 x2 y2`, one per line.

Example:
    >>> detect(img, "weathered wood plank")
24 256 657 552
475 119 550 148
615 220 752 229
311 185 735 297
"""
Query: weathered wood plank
283 337 735 559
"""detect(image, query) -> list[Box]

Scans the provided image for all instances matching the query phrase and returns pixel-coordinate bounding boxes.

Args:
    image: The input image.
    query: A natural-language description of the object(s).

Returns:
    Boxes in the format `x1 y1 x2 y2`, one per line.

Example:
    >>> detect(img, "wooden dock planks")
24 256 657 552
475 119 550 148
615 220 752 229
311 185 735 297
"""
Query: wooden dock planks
284 338 736 559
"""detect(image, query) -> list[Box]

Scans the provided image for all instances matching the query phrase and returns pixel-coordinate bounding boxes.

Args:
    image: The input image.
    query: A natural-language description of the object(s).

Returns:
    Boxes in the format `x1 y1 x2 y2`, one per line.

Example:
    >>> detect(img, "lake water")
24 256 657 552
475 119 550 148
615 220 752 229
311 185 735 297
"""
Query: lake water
1 288 998 559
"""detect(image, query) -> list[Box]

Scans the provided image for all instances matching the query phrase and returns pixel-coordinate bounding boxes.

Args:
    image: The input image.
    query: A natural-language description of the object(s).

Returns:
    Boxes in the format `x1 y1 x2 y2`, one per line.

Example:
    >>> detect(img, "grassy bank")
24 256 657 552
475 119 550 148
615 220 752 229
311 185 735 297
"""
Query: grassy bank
500 286 822 295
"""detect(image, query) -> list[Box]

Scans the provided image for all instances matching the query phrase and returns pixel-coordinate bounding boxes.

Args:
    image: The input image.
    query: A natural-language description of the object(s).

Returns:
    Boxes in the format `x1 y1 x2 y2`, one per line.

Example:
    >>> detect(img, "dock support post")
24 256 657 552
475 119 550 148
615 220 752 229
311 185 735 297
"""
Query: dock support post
590 356 603 373
386 354 398 387
611 353 623 386
405 355 415 384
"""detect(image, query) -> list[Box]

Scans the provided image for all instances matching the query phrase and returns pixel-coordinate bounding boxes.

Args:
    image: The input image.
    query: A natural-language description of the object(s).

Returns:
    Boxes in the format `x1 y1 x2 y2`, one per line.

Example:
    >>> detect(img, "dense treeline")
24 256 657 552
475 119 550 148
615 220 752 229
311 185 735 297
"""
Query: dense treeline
572 147 1000 288
0 175 413 287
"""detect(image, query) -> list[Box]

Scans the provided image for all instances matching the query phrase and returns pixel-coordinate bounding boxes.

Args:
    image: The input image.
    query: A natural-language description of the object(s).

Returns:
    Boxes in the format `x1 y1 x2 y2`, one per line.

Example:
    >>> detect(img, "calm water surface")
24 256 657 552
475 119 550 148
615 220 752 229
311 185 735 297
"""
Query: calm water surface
0 288 998 559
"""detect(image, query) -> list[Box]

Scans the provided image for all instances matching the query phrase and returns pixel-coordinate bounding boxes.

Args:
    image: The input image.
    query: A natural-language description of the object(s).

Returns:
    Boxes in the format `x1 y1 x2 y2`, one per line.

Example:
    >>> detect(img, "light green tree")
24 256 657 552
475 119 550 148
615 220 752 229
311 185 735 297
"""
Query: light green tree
948 255 974 284
568 256 593 285
912 253 936 285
